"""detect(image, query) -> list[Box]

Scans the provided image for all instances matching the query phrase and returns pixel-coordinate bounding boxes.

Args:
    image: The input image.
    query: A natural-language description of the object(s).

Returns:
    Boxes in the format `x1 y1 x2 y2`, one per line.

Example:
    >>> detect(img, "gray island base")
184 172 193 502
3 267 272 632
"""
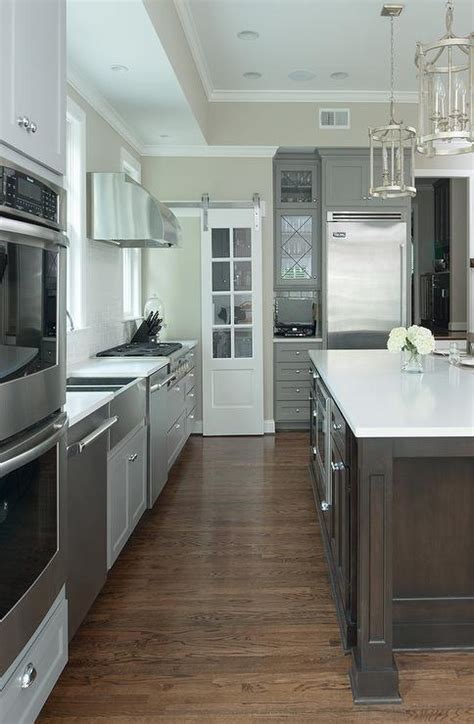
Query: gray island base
308 350 474 704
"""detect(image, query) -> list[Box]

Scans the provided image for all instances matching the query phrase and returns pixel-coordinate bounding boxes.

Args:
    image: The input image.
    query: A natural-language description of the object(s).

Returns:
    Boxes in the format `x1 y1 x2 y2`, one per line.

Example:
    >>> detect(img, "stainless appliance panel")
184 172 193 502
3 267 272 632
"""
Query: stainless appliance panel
327 218 406 349
0 218 67 442
0 412 67 675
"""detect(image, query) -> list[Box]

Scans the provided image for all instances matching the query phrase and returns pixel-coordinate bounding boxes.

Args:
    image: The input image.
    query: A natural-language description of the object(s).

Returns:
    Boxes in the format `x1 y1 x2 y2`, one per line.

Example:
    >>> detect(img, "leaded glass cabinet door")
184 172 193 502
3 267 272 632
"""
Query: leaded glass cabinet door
201 209 264 436
275 210 319 289
276 162 318 208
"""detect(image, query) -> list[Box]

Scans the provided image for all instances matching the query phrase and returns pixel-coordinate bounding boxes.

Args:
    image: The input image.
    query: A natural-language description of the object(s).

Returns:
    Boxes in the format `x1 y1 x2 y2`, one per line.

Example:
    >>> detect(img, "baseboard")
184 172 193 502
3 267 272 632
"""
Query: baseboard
194 420 275 435
448 321 467 331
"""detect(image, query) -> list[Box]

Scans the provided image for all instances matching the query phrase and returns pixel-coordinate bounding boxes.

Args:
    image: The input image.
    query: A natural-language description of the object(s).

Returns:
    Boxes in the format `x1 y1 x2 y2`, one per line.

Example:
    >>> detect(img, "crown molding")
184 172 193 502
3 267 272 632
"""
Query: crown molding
67 67 144 155
173 0 213 100
142 144 278 158
210 89 419 103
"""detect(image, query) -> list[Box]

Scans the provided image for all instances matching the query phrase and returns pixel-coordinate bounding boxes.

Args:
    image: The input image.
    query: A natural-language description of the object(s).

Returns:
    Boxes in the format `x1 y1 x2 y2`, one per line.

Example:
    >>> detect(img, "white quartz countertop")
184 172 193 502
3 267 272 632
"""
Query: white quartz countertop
68 340 198 379
0 344 38 380
309 349 474 438
66 391 114 428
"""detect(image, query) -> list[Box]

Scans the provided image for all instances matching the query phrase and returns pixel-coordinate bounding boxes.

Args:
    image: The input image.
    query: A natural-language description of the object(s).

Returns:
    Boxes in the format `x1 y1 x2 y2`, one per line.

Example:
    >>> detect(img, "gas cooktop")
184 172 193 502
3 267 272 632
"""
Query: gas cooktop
96 342 183 358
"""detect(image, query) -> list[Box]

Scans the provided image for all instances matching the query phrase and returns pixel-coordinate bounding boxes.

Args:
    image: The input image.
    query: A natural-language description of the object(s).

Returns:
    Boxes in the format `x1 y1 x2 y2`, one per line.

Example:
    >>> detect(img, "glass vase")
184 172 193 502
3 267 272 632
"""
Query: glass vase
401 349 424 374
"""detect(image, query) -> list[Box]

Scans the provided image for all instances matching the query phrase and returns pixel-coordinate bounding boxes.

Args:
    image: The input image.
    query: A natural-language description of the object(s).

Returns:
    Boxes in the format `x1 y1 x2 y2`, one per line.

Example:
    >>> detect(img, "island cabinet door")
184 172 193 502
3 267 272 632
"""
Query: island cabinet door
329 435 352 616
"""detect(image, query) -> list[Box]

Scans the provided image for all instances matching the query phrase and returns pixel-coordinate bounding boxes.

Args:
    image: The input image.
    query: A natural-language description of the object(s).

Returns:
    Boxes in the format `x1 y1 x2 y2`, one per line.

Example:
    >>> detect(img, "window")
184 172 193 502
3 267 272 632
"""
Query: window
121 148 142 319
65 97 86 329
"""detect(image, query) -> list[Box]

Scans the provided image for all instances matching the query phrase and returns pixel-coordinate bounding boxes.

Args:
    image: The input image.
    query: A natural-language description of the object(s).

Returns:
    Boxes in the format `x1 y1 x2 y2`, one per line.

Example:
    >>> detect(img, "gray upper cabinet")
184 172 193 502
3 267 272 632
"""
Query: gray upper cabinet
0 0 66 175
275 210 319 289
323 153 410 208
276 161 319 209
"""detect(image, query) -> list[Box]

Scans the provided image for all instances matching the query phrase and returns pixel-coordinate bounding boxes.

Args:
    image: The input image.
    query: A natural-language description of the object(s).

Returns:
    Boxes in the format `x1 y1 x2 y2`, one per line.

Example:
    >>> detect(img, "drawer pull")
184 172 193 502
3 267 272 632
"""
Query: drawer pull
21 663 37 689
330 461 345 472
128 453 138 463
295 351 300 356
295 369 301 374
295 408 300 413
296 388 301 393
333 422 342 431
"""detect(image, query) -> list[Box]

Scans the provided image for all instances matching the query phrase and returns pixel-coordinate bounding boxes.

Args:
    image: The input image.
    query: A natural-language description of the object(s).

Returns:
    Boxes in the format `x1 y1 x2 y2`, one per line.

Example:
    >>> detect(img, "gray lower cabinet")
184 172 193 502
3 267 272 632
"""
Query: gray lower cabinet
274 341 322 428
0 591 67 724
166 362 197 470
108 424 147 569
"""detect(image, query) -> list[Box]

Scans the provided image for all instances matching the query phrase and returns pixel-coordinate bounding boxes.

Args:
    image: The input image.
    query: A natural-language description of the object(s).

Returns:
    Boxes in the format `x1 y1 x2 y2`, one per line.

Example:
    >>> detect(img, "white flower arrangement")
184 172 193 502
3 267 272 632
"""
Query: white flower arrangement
387 325 435 356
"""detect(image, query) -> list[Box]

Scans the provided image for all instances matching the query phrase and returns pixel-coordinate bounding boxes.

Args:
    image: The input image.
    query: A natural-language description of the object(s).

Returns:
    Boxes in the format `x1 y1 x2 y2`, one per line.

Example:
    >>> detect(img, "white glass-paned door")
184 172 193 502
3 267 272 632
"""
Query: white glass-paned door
202 210 263 435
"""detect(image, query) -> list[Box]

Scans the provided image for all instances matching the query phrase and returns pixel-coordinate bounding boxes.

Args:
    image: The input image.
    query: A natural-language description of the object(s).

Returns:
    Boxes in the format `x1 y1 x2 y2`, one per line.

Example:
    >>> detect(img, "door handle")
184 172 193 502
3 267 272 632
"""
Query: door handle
67 416 118 457
0 413 67 477
151 373 176 392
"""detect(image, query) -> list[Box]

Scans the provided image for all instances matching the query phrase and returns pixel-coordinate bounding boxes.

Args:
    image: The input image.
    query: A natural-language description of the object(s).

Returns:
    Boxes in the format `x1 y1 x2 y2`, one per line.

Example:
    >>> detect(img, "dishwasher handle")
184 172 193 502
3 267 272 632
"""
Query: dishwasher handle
67 416 118 457
150 373 177 393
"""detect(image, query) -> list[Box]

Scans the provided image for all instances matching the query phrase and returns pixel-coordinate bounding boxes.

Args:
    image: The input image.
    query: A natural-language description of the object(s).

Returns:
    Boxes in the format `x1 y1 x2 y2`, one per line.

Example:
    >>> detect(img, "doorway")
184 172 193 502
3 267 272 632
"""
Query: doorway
412 176 469 337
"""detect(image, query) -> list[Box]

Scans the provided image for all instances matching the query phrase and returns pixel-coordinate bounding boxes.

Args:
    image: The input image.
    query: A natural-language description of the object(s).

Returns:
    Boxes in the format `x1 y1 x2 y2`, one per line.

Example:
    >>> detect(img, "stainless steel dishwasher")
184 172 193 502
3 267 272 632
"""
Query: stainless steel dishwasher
66 405 117 641
148 366 174 507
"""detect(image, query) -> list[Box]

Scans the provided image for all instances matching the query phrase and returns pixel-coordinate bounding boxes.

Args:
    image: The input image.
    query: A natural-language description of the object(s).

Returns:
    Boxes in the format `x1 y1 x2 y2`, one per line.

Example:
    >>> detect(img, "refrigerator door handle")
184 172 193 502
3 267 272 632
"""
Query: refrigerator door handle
400 242 407 327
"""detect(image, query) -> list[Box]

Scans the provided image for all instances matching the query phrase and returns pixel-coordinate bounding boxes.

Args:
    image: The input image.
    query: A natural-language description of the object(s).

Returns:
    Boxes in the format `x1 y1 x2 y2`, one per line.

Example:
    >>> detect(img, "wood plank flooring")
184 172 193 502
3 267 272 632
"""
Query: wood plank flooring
39 433 474 722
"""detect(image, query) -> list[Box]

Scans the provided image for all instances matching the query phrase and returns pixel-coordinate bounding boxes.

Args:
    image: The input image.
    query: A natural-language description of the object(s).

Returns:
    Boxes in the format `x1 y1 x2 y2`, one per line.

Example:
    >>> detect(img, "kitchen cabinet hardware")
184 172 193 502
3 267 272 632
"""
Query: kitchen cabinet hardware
321 501 330 511
20 662 37 689
17 116 30 129
128 453 138 463
67 416 118 457
151 373 176 393
29 121 38 134
333 422 342 431
330 460 345 472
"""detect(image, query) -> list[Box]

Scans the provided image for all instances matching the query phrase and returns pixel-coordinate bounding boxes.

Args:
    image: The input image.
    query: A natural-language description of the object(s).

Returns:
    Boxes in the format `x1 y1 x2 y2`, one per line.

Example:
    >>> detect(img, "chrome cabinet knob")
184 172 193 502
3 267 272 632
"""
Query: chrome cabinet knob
29 121 38 134
332 422 342 431
21 663 37 689
176 423 181 430
295 408 300 413
296 388 301 393
17 116 30 129
321 501 330 512
330 461 345 472
312 446 317 456
295 369 301 374
128 453 138 462
295 351 300 356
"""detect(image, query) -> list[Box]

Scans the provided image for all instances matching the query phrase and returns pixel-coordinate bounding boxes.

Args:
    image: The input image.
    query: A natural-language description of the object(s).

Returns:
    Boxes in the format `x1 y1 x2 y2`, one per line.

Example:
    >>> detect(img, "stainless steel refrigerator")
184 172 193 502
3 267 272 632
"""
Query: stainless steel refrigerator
326 210 408 349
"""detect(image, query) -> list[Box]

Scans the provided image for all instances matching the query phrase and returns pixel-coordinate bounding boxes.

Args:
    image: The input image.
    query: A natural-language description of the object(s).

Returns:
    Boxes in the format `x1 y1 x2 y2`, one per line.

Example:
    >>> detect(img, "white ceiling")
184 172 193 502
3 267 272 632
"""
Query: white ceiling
176 0 474 100
67 0 206 148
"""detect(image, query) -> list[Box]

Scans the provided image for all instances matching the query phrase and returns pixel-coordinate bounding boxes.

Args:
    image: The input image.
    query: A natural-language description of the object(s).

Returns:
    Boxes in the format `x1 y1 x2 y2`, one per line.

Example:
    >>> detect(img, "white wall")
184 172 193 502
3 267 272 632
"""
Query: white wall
141 156 274 423
66 85 142 366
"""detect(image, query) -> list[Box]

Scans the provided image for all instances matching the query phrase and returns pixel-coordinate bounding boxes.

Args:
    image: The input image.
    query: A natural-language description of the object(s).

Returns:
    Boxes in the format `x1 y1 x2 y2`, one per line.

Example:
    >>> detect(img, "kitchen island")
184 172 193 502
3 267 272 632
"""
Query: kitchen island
308 350 474 705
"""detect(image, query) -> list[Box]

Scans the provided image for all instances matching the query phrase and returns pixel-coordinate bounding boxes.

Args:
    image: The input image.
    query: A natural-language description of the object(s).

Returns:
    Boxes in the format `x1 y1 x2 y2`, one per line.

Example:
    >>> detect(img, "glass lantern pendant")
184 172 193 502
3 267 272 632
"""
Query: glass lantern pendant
416 1 473 157
369 7 417 200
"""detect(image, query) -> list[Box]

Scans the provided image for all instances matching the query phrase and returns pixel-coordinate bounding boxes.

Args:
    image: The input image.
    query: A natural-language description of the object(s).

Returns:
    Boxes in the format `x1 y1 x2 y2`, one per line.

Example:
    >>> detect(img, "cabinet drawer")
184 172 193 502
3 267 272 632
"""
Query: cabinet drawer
331 403 347 460
167 380 186 430
276 401 310 421
0 599 67 724
276 380 311 401
275 346 312 363
184 370 196 395
276 362 312 382
110 380 146 450
186 406 196 438
167 413 186 469
185 386 196 415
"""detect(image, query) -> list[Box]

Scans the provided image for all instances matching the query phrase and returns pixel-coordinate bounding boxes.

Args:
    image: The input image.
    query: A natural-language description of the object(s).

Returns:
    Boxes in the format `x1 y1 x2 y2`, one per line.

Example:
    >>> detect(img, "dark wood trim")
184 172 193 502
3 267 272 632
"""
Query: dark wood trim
393 437 474 458
350 439 401 704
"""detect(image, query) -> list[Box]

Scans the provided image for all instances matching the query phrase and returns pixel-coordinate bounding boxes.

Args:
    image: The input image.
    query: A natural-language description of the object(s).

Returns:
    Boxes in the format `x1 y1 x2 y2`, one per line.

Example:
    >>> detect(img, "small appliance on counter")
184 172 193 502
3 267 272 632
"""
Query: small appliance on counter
274 297 317 337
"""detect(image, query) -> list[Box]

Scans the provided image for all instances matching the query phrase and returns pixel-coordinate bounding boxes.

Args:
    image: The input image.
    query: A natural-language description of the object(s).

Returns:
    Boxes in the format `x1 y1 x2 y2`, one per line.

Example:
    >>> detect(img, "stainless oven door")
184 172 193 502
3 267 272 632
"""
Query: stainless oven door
0 217 67 442
0 412 67 675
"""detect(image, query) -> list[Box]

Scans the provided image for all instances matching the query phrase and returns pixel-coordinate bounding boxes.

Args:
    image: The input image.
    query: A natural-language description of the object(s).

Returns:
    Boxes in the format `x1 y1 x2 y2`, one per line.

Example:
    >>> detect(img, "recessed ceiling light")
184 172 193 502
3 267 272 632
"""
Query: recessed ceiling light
288 70 316 82
110 64 129 72
237 30 259 40
331 71 349 80
243 71 262 80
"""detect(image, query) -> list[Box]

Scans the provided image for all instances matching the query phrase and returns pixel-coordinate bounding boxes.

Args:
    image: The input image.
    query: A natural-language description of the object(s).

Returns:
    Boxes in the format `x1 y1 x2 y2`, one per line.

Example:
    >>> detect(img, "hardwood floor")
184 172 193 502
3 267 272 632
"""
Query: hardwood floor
39 433 474 722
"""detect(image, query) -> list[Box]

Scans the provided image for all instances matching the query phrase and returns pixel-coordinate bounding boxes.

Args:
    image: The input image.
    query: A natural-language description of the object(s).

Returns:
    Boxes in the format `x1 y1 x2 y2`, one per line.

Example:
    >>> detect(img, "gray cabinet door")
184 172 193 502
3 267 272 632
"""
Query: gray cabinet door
276 161 318 208
275 210 319 288
324 156 410 208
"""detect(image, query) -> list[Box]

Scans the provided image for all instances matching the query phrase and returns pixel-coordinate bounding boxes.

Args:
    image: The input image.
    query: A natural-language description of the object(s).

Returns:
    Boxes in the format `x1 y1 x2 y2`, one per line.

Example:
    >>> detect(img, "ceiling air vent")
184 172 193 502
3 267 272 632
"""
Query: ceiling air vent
319 108 350 130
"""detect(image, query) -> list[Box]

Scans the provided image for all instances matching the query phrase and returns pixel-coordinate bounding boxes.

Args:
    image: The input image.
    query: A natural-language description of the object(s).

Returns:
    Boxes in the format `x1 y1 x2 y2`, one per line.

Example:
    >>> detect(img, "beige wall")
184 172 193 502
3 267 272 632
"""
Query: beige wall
141 156 274 423
208 102 418 147
67 85 142 365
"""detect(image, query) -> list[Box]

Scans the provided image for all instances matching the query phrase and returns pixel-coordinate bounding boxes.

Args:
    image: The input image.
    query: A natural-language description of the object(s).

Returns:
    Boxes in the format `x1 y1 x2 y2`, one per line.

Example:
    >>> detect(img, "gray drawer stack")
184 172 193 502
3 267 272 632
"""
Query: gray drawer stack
274 340 322 429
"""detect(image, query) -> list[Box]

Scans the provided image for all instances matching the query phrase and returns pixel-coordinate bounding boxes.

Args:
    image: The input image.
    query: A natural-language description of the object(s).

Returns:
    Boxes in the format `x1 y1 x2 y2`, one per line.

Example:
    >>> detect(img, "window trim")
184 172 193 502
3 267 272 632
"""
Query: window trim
121 148 142 320
65 96 87 330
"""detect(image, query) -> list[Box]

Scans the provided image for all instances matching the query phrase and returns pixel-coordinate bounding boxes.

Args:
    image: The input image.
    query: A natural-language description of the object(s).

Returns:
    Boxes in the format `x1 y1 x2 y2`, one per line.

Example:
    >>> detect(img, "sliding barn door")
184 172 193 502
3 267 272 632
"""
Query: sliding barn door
201 208 264 436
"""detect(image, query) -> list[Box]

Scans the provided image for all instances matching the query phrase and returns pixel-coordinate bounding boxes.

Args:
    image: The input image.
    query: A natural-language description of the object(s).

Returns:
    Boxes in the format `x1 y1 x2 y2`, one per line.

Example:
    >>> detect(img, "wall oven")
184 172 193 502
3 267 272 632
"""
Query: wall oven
0 160 67 442
0 411 67 674
310 371 332 510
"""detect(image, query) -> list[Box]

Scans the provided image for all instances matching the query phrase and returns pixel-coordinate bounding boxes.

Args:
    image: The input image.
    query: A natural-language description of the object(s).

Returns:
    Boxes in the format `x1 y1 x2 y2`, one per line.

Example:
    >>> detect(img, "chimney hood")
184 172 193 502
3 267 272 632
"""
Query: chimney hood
88 172 181 248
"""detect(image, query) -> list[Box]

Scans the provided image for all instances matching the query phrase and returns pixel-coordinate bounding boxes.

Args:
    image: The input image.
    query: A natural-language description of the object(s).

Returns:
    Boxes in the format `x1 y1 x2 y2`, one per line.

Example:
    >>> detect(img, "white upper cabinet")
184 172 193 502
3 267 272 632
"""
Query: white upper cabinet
0 0 66 175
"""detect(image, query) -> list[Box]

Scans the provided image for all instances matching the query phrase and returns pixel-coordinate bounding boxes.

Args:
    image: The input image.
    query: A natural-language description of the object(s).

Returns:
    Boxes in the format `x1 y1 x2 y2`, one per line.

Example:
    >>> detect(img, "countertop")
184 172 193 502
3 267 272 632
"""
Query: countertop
66 390 114 427
309 349 474 439
0 344 38 380
68 340 198 379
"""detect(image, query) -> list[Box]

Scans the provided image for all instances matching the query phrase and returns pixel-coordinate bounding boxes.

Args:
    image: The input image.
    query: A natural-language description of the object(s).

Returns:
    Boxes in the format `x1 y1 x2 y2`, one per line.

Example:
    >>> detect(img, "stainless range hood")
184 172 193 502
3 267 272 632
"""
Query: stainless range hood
88 172 181 248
